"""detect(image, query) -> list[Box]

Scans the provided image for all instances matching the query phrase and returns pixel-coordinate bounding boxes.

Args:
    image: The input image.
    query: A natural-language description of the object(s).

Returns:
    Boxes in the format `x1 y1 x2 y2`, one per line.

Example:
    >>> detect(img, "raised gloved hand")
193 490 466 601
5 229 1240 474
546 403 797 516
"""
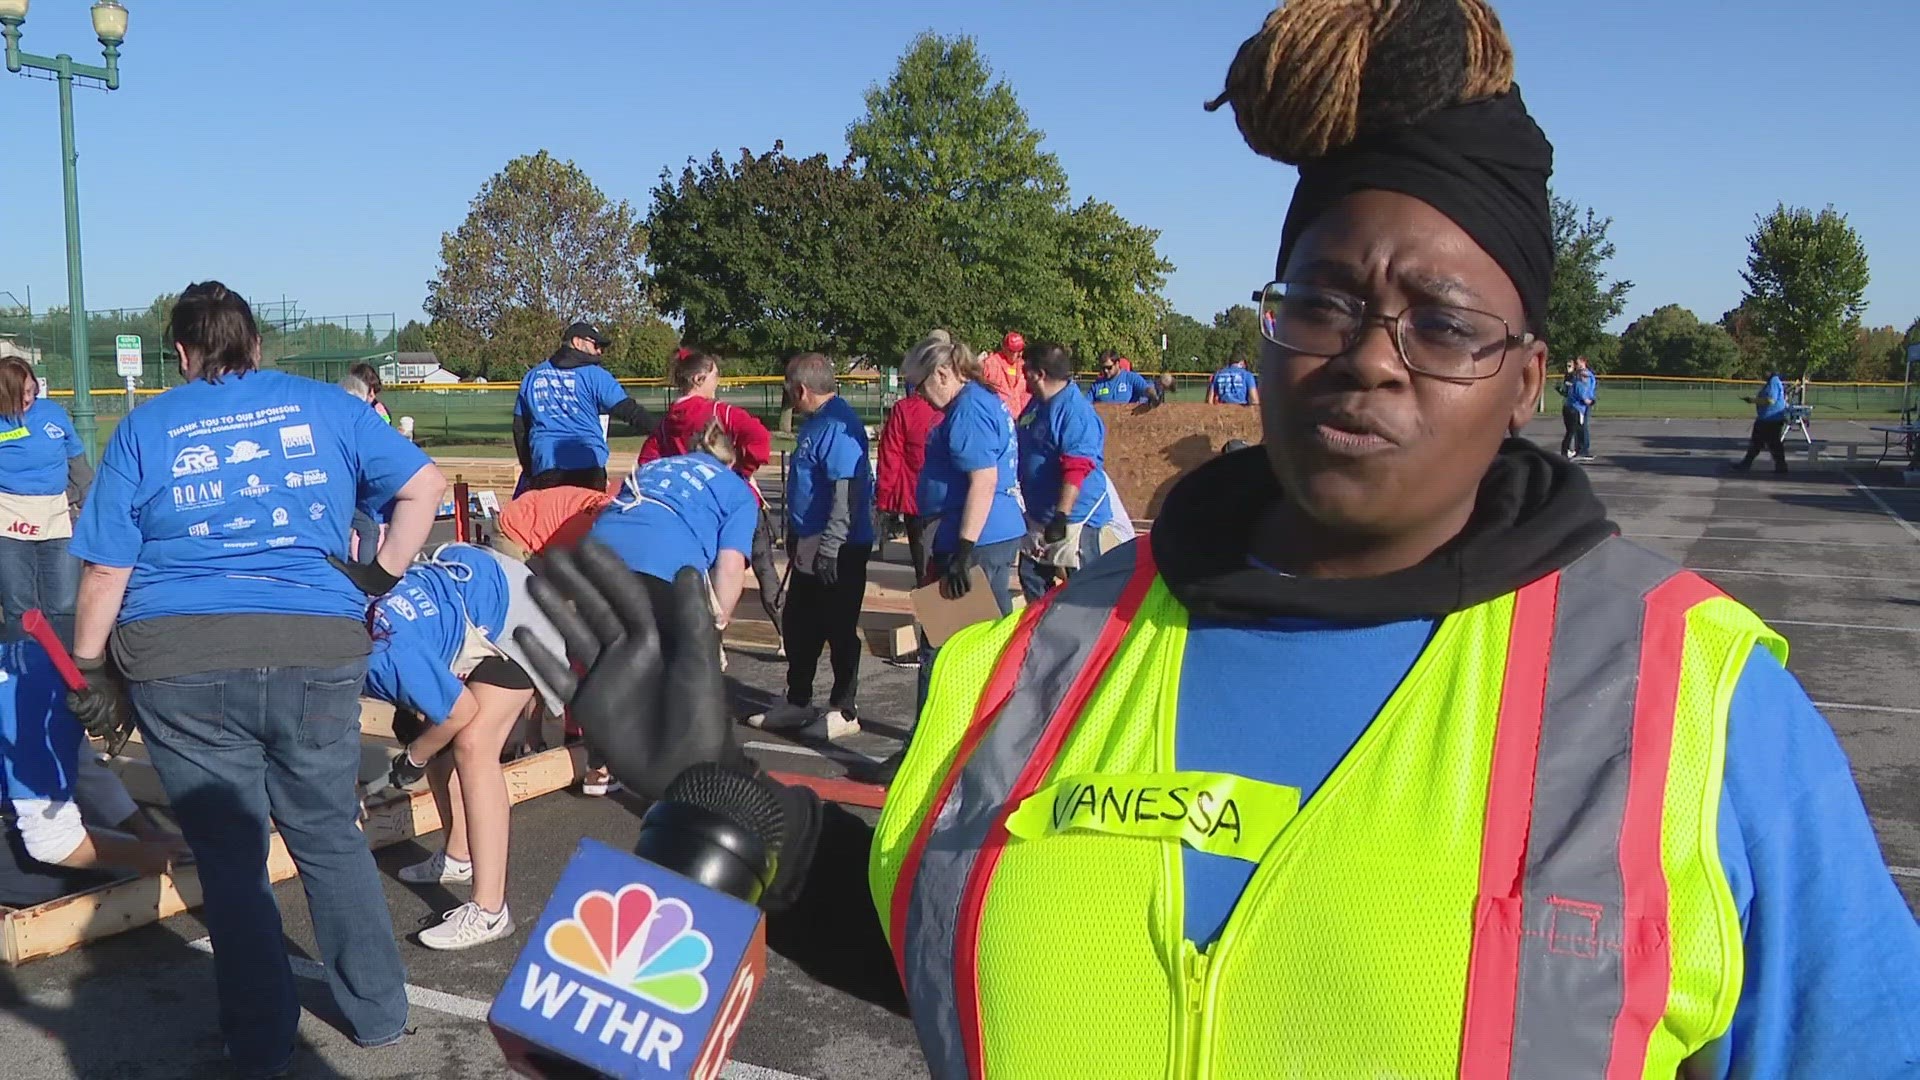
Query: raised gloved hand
813 546 840 588
1042 514 1069 546
939 539 978 600
515 540 745 800
67 653 134 747
329 554 402 598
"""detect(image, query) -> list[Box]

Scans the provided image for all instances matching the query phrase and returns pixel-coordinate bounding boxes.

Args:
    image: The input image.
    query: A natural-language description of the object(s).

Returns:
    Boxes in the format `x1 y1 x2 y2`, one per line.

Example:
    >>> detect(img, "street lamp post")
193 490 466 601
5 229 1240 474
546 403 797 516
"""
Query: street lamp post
1 0 128 459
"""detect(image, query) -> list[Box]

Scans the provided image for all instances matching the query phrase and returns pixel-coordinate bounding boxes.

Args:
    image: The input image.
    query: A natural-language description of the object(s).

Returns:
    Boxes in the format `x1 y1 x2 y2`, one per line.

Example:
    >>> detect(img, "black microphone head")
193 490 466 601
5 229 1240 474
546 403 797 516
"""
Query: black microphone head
662 763 786 856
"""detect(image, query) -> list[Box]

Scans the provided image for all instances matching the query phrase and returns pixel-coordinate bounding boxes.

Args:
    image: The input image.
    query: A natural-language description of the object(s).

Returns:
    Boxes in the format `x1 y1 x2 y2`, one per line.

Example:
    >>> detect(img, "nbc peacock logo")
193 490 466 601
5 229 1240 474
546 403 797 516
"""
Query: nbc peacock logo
543 885 713 1014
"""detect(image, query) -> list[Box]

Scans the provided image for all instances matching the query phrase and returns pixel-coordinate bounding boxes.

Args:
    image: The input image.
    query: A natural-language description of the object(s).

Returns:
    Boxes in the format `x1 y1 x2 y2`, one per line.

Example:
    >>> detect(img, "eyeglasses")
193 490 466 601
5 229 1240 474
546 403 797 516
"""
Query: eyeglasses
1253 282 1528 381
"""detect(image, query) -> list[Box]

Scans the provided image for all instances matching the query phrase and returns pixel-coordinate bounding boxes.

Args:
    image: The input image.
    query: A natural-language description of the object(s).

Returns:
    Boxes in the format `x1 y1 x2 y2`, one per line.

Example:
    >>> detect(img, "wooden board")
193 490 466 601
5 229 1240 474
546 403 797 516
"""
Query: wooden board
0 743 586 966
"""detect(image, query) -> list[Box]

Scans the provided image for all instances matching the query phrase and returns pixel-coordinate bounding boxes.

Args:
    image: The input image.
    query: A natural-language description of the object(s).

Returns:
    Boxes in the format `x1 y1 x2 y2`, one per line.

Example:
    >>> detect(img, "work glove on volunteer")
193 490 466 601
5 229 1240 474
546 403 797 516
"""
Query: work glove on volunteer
1042 513 1070 546
68 653 134 745
939 539 977 599
329 554 402 597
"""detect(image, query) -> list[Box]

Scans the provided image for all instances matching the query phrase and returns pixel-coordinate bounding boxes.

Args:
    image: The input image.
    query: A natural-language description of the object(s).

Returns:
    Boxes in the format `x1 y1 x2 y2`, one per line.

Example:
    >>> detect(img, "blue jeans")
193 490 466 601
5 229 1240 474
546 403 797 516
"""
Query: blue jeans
916 537 1022 721
1017 523 1106 601
0 534 79 648
131 662 409 1076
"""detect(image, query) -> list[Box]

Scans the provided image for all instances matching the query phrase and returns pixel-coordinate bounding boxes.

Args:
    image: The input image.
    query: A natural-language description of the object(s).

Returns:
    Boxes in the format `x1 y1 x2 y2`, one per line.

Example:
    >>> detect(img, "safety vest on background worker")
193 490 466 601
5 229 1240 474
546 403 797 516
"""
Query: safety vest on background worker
870 537 1780 1079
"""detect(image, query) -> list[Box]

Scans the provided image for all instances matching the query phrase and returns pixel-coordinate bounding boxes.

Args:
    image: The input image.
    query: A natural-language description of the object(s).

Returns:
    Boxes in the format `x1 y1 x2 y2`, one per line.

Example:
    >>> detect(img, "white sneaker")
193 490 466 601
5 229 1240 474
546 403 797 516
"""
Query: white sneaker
809 709 861 741
417 902 514 951
745 702 817 732
398 851 472 885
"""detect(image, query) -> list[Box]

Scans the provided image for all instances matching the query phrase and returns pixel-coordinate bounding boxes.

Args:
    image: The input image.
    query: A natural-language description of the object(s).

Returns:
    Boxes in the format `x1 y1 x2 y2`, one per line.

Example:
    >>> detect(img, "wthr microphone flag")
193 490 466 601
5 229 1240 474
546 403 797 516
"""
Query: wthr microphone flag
491 839 767 1079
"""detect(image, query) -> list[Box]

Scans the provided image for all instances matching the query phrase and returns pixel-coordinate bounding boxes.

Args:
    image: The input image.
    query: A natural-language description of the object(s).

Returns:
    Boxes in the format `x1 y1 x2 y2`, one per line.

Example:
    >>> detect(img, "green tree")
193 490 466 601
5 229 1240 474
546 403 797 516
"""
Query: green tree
647 144 960 369
397 319 431 353
1738 203 1870 378
1849 326 1907 382
846 32 1168 352
1158 312 1214 372
1546 193 1633 366
1617 304 1741 377
1717 302 1770 379
1208 305 1262 368
602 316 681 380
425 150 651 380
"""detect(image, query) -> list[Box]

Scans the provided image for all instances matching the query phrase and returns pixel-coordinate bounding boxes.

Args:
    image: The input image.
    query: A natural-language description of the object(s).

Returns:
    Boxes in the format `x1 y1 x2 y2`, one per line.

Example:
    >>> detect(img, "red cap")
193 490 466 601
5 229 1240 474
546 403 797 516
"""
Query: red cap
1002 331 1025 354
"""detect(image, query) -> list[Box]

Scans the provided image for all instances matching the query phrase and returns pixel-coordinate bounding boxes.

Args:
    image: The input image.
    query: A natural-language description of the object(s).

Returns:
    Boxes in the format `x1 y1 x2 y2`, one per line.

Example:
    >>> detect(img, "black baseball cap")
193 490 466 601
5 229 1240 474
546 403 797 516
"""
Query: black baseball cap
562 321 610 348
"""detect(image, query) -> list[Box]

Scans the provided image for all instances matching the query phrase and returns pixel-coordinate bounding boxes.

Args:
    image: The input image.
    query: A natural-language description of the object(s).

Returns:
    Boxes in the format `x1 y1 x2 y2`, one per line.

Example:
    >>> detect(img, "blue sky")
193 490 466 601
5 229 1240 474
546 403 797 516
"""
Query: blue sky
2 0 1915 337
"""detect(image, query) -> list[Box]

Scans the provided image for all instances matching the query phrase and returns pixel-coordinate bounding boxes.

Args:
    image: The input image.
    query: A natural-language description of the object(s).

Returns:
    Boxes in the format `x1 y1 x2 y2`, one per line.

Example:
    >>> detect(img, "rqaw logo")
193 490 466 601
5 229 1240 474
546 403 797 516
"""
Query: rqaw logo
544 884 712 1014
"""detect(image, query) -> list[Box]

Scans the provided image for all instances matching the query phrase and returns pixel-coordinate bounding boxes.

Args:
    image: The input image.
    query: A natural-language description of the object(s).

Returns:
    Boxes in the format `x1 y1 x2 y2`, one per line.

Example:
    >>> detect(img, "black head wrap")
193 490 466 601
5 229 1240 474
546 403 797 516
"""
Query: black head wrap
1276 87 1555 336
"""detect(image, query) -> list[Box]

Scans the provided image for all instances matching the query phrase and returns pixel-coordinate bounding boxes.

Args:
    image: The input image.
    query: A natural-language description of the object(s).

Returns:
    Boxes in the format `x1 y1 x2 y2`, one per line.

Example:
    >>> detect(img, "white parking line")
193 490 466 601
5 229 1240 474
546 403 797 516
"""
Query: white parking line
1845 472 1920 546
744 739 883 768
1814 702 1920 716
1691 566 1920 583
185 938 821 1080
1768 619 1920 634
186 937 491 1021
1634 533 1915 548
1892 866 1920 880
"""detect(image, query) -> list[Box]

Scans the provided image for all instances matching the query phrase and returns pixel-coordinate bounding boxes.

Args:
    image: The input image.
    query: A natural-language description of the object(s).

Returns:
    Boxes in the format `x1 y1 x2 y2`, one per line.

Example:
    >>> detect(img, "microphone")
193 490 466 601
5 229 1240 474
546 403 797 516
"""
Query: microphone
490 765 784 1079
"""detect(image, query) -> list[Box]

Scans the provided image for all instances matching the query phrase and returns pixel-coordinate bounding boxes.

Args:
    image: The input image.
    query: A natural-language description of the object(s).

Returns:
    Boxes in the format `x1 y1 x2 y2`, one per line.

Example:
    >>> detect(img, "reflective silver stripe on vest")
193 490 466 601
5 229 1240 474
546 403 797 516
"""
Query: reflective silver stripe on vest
901 545 1141 1080
1508 537 1680 1078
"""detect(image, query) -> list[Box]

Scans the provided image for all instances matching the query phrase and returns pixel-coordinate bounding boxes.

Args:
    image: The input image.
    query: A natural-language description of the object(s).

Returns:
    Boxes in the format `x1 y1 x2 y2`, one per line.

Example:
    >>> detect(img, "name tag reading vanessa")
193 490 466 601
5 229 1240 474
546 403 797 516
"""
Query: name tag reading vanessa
1006 771 1301 862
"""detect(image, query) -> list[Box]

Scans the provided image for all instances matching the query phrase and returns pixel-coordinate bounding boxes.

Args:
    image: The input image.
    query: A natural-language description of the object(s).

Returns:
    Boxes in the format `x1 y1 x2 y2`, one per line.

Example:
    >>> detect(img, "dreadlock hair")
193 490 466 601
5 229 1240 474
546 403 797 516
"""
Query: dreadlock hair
1203 0 1515 165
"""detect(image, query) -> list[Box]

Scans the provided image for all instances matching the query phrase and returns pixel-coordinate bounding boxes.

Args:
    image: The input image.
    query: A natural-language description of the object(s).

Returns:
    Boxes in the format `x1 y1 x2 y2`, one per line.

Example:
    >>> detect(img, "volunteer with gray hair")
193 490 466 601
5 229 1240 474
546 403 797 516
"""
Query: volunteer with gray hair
66 281 446 1078
748 353 873 742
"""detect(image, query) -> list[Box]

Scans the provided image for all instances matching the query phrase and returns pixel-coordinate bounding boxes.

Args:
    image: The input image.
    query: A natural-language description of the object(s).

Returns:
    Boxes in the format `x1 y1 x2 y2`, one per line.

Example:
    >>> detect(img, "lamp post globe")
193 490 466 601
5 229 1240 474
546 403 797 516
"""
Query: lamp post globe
90 1 125 45
0 1 28 26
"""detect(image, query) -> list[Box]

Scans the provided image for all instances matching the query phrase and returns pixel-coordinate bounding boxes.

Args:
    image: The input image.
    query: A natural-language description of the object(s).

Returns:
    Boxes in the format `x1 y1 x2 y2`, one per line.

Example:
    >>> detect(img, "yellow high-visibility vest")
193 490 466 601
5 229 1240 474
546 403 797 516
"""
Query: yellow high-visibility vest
870 537 1783 1079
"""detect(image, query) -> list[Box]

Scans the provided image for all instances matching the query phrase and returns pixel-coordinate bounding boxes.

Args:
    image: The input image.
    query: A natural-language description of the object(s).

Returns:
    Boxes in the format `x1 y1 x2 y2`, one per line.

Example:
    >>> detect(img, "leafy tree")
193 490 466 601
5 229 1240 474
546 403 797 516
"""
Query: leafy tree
647 144 960 369
425 151 650 380
1718 302 1770 379
1209 305 1263 368
1849 326 1907 382
1158 312 1214 371
602 316 681 380
1546 193 1632 366
1738 203 1870 378
397 319 431 353
1617 304 1740 377
846 32 1168 353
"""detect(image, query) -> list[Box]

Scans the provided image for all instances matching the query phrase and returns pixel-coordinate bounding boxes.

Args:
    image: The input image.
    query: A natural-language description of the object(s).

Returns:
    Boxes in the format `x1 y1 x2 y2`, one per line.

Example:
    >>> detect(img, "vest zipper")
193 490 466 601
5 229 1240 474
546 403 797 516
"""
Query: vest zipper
1180 940 1214 1078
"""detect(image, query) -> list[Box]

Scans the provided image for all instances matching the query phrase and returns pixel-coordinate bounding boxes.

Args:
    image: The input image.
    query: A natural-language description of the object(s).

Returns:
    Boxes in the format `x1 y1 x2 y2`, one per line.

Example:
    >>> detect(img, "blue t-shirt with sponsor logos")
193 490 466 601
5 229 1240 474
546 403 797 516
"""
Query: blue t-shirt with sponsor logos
70 370 431 624
514 360 629 473
0 398 84 497
1090 370 1153 405
1017 384 1113 528
786 395 875 546
590 452 761 584
361 544 511 724
918 381 1025 552
1209 365 1258 405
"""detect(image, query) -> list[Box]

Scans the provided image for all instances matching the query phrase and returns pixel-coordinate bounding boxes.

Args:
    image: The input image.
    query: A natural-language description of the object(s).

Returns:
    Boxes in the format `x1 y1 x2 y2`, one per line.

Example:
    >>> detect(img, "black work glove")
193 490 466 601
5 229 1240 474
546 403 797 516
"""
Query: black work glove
939 539 978 600
68 653 134 746
388 748 429 790
1042 514 1069 546
813 546 840 588
515 540 745 800
329 554 402 597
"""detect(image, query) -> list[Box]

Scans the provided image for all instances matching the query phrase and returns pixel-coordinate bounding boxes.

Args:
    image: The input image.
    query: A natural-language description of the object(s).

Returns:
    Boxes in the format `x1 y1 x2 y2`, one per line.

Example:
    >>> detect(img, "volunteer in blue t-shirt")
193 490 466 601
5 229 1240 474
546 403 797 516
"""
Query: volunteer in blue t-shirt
0 357 92 647
65 282 445 1077
362 543 569 952
0 637 190 907
1016 343 1116 600
590 443 759 624
1089 351 1163 406
1555 355 1597 461
748 355 875 741
1733 371 1791 475
512 321 655 492
1208 356 1261 405
912 341 1025 612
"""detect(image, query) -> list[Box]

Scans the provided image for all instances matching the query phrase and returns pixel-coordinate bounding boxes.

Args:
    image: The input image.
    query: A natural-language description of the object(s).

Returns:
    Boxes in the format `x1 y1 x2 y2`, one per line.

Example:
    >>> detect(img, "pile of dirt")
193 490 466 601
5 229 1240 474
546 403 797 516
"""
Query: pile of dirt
1097 402 1261 519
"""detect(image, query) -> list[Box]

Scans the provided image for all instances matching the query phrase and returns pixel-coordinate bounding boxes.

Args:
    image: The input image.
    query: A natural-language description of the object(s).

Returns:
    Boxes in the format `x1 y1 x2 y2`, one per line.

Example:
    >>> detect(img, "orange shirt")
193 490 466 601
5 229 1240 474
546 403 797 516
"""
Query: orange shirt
981 350 1030 418
498 486 613 555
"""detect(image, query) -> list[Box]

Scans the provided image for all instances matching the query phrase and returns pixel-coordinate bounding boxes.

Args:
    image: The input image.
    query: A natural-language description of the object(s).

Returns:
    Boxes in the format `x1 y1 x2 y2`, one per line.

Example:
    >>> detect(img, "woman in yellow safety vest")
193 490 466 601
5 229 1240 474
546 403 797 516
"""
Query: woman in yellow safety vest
515 1 1920 1077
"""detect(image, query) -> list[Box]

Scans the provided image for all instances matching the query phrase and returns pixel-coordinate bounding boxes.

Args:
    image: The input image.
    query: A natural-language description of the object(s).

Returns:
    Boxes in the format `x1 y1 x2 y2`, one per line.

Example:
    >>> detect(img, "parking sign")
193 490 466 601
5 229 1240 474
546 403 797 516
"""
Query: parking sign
116 334 142 378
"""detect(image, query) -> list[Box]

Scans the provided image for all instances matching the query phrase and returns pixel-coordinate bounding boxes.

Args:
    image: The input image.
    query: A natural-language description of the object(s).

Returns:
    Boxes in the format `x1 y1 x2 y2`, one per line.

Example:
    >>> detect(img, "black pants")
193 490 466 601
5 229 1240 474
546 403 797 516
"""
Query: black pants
528 466 608 492
751 509 784 633
782 544 871 716
904 516 929 584
1560 407 1590 457
1740 419 1788 472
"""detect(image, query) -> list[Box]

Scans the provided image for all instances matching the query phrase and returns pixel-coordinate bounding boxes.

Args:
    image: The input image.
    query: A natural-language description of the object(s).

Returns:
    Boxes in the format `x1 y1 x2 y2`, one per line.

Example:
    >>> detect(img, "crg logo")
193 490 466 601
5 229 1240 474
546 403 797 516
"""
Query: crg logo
171 444 219 478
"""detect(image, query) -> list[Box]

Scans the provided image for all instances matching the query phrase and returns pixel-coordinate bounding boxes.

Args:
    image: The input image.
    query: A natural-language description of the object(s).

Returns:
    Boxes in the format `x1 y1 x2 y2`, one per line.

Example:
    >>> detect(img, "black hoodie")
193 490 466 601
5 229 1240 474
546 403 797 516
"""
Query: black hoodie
765 437 1620 1012
1153 439 1617 622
